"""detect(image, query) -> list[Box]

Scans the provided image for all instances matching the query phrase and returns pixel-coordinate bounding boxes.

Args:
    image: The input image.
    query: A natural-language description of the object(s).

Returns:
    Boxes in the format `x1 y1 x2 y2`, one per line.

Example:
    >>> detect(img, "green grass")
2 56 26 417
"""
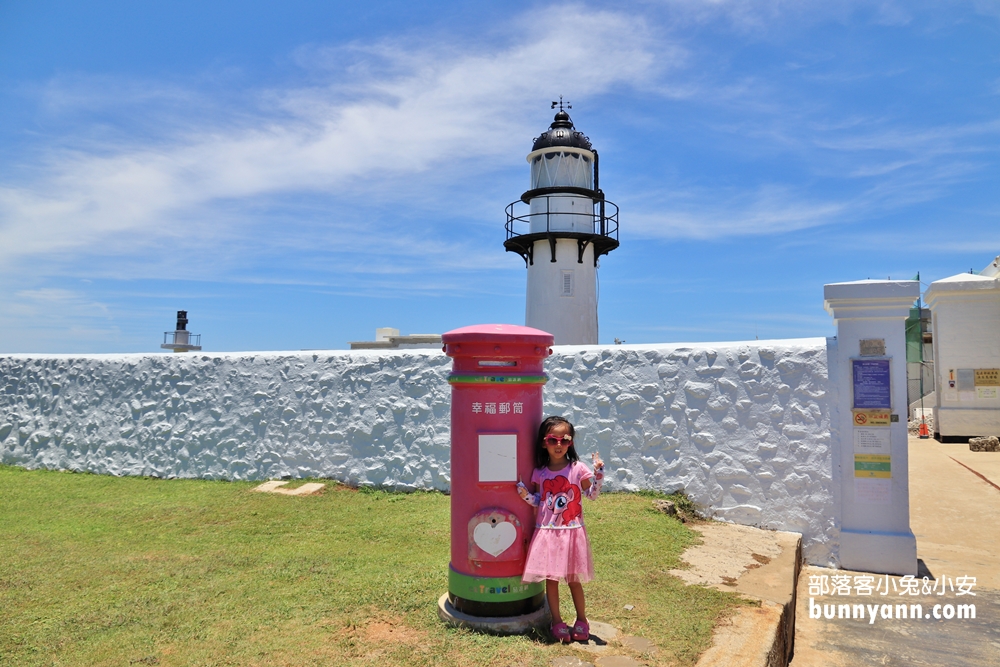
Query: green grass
0 465 748 666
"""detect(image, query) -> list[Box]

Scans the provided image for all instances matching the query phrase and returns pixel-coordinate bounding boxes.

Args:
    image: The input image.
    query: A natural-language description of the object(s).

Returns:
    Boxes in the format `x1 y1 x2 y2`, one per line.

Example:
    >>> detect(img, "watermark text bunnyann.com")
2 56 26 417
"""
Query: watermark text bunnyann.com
808 573 976 625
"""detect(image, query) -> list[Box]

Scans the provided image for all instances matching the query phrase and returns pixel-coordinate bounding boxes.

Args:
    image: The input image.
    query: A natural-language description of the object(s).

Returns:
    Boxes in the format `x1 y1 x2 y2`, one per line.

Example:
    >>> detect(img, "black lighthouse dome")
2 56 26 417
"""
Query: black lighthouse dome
531 110 593 151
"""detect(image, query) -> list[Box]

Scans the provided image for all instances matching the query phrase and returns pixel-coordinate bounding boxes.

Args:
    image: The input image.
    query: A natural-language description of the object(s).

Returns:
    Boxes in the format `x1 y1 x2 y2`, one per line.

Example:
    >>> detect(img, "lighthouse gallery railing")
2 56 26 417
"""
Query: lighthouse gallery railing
504 193 619 267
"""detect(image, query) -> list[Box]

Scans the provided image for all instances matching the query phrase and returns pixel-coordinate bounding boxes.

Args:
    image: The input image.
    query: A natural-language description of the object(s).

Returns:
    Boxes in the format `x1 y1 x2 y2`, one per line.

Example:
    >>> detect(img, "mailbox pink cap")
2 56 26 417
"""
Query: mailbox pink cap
442 324 554 361
442 323 553 344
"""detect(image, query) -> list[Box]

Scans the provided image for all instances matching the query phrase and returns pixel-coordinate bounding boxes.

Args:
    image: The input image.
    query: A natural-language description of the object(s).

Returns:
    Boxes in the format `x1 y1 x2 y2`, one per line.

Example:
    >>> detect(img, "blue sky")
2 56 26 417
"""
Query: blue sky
1 1 998 353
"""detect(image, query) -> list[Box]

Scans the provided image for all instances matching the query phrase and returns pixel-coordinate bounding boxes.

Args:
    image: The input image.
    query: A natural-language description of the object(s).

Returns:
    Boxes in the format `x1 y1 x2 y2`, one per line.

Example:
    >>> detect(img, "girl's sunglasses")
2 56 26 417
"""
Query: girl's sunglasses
544 435 573 445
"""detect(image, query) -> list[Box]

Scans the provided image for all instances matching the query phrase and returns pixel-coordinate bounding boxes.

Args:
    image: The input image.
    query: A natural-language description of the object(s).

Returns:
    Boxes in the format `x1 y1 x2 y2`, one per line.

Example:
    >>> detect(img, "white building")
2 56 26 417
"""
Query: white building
348 328 442 350
503 105 619 345
924 255 1000 441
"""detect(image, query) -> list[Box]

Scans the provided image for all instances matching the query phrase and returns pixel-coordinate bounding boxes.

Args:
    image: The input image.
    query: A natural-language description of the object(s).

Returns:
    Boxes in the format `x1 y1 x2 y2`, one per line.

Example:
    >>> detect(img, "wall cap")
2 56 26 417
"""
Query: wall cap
925 273 1000 309
823 280 919 320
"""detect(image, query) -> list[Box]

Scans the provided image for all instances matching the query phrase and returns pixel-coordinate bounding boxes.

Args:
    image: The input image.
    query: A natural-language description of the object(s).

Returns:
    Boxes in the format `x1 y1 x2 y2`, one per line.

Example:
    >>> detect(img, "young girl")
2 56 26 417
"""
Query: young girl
517 416 604 643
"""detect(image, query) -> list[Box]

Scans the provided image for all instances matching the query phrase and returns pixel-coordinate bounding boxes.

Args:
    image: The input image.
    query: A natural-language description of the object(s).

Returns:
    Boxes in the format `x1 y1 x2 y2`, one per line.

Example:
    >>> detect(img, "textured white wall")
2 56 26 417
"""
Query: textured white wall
545 339 835 565
0 351 454 489
0 338 836 564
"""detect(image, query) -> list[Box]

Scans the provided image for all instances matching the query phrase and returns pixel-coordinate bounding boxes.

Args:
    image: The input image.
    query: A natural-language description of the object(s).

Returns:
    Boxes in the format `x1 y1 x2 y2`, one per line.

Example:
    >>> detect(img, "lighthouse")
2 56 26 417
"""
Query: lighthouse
504 101 619 345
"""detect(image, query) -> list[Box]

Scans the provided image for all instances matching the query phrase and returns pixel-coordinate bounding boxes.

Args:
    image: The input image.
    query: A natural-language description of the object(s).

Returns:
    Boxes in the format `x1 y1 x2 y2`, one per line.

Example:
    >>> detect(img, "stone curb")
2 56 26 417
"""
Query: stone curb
694 529 802 667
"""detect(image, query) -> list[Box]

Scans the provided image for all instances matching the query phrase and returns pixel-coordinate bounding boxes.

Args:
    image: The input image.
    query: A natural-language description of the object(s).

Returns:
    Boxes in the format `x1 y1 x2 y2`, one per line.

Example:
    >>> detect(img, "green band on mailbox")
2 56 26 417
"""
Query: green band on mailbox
448 568 543 602
448 375 548 385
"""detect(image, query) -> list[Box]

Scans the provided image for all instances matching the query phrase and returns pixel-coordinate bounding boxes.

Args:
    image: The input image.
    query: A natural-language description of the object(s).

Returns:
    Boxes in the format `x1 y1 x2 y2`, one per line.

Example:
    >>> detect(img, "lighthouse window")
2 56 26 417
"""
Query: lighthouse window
530 151 594 190
561 270 574 297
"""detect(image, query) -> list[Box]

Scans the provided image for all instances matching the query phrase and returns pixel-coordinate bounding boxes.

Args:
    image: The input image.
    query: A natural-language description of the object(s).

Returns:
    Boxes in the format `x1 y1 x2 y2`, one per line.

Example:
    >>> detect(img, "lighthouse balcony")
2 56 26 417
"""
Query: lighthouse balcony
505 194 619 267
161 331 202 352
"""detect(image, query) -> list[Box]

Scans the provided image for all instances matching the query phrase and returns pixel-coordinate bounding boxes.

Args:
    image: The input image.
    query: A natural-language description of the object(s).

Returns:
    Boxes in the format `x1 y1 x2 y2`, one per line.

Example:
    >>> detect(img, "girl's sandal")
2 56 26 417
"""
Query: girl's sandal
571 620 590 642
551 622 572 644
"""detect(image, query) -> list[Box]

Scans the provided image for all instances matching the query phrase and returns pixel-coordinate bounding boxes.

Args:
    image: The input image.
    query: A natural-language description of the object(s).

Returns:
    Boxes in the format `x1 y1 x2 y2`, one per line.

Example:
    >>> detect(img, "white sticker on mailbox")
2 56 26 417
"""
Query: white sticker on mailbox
479 434 517 482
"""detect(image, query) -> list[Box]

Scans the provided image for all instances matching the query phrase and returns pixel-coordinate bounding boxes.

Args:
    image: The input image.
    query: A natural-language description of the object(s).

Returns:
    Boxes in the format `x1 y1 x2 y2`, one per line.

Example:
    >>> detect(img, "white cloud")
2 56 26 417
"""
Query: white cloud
2 1 995 283
649 0 888 31
810 119 1000 157
0 5 664 278
659 0 1000 30
0 288 121 352
624 184 847 239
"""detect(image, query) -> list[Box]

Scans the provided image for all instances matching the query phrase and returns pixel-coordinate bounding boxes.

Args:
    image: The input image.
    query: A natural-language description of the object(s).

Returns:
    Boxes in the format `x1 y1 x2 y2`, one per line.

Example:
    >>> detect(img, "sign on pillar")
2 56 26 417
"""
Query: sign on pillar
852 357 894 502
824 280 920 576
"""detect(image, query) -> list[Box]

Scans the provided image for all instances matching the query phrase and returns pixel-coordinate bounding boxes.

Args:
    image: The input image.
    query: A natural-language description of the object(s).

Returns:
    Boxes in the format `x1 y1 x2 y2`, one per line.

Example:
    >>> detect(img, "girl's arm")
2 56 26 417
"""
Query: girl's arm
584 453 604 500
517 477 540 507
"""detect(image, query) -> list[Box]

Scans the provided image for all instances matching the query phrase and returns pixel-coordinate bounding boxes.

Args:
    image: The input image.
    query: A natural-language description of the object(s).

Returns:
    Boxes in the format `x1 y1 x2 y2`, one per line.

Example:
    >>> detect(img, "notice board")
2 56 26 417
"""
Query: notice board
852 358 892 410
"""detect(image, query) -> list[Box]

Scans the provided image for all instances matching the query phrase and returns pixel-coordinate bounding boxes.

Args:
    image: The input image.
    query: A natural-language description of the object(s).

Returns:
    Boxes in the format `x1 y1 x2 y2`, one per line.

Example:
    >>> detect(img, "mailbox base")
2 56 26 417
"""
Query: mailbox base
438 593 549 635
449 591 546 618
447 567 545 617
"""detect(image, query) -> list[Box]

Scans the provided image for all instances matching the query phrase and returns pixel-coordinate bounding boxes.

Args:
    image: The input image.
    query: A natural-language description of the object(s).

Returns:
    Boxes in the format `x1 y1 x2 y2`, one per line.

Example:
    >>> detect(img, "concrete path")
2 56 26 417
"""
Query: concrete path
545 516 802 667
678 524 800 667
790 436 1000 666
251 480 326 495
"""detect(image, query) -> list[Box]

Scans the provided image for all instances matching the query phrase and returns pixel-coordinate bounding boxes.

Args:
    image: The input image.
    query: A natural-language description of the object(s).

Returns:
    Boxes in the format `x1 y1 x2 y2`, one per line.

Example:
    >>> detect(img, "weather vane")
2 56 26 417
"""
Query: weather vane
551 95 571 112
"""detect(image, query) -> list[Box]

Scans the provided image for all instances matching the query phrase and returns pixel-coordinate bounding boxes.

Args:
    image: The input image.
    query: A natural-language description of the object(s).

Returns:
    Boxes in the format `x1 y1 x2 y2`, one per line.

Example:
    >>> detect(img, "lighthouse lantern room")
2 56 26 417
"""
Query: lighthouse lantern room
504 100 619 345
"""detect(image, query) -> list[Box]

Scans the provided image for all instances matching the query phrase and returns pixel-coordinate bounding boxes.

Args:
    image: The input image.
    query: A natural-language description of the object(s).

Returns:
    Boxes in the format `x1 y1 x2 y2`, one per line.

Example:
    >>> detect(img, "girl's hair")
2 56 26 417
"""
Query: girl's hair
535 415 578 468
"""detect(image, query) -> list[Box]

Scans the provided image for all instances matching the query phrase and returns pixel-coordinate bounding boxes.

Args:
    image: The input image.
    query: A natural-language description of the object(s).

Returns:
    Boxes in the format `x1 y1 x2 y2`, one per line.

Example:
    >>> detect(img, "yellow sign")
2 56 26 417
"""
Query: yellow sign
975 369 1000 386
855 454 891 478
853 410 891 427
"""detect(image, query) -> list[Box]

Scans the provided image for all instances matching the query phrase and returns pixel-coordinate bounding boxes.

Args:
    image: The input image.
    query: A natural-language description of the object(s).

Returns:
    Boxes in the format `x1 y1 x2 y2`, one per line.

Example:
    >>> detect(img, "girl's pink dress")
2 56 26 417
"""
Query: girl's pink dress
521 461 595 584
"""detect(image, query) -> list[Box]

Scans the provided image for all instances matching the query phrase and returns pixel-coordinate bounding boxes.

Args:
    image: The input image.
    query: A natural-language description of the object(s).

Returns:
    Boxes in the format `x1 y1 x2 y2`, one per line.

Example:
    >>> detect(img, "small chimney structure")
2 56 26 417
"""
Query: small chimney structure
161 310 202 353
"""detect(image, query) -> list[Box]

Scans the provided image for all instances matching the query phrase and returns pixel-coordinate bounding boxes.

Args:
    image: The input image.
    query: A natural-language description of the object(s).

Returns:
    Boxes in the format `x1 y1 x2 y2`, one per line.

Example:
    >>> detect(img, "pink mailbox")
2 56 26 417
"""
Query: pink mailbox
443 323 553 617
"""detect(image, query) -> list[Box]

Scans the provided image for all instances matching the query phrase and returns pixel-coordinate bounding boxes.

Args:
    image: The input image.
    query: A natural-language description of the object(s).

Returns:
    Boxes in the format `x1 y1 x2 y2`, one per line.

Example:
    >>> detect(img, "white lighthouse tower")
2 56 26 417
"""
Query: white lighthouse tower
504 100 619 345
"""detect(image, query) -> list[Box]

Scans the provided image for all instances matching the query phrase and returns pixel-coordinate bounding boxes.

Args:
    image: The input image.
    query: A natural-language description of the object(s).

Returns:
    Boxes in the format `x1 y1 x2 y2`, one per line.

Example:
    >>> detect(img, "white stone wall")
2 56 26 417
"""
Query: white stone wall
0 338 836 565
545 339 834 565
0 351 456 489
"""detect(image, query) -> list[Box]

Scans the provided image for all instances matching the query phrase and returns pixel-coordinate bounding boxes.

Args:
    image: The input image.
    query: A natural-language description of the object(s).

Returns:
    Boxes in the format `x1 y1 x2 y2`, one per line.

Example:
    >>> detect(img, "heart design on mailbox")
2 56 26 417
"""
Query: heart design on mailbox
473 520 517 557
468 508 523 562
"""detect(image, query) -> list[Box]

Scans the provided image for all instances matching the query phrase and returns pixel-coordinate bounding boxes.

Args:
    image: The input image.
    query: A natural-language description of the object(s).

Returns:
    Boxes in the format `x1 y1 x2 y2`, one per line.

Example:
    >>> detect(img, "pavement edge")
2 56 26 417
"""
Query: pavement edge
696 530 802 667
